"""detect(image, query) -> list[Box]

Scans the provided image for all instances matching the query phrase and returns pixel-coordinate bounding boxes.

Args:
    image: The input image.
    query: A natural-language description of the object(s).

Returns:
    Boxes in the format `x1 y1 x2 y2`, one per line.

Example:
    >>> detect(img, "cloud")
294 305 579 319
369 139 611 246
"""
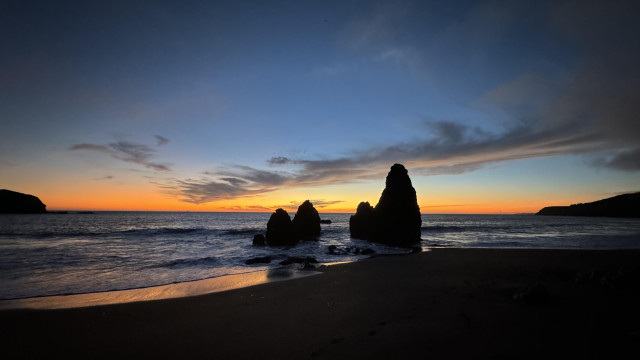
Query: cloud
169 178 274 204
219 205 273 212
219 177 249 187
270 200 346 212
70 138 171 172
233 199 346 212
70 144 109 152
267 156 292 165
167 0 640 203
599 148 640 171
169 162 365 204
94 175 114 181
332 1 424 72
155 135 169 146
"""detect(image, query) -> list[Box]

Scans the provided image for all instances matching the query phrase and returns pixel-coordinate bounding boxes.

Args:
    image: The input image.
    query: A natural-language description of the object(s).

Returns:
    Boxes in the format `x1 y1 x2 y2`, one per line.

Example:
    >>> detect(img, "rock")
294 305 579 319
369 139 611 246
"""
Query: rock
349 164 422 246
279 256 319 266
320 219 332 224
252 234 266 246
266 208 297 246
292 200 321 240
360 248 375 255
0 189 47 214
327 245 340 255
245 256 272 265
374 164 422 245
349 201 376 240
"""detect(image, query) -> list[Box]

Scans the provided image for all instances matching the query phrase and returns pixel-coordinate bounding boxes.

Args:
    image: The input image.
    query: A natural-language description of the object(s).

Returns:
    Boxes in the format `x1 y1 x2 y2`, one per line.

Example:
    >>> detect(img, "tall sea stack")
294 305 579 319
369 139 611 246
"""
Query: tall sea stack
350 164 421 246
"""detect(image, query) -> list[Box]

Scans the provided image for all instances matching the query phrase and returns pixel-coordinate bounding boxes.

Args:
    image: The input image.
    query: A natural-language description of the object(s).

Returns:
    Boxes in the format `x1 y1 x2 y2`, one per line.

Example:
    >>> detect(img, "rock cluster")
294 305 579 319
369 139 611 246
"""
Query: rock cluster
349 164 421 246
263 200 322 246
0 189 47 213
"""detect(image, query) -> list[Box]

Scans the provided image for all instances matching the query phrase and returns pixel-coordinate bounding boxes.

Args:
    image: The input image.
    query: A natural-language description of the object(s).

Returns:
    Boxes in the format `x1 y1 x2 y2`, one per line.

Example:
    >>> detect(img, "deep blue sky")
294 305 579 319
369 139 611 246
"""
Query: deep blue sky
1 0 639 211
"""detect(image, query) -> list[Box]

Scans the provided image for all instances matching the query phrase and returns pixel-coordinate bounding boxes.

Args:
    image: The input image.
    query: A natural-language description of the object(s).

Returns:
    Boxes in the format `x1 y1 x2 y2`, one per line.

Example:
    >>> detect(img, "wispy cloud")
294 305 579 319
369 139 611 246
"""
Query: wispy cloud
70 137 171 172
154 135 170 146
218 199 345 212
168 178 273 204
94 175 114 181
167 0 640 204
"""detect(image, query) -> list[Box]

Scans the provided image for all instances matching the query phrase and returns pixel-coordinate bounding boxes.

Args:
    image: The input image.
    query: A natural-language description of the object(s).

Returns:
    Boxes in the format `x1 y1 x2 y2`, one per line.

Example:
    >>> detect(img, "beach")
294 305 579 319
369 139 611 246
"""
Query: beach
2 248 640 359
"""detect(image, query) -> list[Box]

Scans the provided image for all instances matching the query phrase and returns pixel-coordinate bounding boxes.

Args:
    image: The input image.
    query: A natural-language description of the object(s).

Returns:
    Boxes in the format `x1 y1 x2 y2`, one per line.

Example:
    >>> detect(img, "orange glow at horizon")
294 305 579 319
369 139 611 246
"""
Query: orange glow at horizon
18 168 599 214
39 186 561 214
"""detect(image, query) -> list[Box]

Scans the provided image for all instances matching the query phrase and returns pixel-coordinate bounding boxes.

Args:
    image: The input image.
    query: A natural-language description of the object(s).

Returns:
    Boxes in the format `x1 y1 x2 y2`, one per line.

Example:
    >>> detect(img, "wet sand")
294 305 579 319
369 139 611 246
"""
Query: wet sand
2 248 640 359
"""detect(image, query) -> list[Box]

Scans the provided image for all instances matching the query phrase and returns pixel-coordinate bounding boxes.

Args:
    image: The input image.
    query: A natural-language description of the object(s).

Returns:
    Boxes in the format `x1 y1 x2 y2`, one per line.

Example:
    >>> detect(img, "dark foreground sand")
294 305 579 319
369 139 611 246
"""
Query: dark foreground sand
2 248 640 359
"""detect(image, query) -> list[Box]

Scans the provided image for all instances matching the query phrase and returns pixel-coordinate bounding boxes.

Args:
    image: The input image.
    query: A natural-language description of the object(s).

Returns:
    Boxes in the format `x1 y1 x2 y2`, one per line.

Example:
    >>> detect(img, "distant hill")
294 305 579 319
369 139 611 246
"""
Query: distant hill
0 189 47 213
536 192 640 218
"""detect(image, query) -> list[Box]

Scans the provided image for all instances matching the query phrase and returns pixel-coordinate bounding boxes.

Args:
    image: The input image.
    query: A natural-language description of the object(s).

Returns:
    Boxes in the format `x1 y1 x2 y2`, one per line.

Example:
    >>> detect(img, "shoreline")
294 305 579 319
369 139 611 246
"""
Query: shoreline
2 248 640 359
0 268 320 310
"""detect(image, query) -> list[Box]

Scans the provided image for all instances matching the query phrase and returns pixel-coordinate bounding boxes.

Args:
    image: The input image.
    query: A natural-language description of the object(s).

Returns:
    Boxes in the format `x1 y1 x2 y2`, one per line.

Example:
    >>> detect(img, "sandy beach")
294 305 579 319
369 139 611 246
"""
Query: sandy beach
2 248 640 359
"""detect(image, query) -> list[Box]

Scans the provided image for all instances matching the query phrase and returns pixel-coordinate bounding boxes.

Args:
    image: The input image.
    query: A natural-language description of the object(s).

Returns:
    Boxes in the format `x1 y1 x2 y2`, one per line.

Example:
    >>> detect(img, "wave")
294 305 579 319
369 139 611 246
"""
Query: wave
421 223 558 233
143 256 219 270
421 225 466 232
1 227 240 239
117 227 215 238
222 228 263 236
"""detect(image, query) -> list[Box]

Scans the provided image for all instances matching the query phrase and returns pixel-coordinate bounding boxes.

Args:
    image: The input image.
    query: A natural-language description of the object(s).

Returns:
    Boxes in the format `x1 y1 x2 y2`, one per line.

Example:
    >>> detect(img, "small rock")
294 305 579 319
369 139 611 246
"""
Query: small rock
360 248 375 255
252 234 266 246
279 256 319 266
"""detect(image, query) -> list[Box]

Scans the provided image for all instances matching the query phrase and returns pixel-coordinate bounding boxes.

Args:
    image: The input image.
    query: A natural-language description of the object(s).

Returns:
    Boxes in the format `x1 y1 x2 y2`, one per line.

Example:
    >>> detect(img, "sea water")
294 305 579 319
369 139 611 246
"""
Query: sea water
1 212 639 299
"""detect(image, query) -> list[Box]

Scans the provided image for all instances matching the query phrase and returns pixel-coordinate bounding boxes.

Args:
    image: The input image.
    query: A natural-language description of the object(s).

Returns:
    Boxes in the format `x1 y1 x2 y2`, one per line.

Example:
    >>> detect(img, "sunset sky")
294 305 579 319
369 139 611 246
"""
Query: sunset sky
2 0 639 213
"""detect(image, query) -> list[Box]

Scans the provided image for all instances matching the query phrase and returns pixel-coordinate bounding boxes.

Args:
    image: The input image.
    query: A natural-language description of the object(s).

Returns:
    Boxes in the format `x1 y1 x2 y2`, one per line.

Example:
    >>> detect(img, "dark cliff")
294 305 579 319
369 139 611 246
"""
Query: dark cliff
536 192 640 218
0 189 47 213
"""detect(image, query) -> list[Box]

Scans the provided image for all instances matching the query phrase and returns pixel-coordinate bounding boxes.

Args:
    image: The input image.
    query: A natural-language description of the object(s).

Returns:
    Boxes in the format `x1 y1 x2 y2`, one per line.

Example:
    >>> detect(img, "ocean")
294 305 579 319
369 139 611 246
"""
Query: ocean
1 212 639 300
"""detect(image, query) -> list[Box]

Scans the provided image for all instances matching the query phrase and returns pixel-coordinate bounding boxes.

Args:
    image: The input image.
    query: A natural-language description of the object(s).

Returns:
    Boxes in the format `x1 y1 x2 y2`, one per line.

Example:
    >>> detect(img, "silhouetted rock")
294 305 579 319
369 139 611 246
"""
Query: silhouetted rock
245 256 272 265
375 164 422 245
536 192 640 218
279 256 318 266
252 234 266 246
349 201 376 240
360 248 375 255
349 164 422 246
266 208 297 246
292 200 321 240
320 219 332 224
0 189 46 214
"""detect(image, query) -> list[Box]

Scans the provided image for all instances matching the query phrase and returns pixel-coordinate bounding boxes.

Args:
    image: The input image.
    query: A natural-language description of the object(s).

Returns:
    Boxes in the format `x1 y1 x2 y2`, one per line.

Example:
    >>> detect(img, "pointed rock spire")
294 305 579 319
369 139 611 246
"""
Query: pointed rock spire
349 164 421 246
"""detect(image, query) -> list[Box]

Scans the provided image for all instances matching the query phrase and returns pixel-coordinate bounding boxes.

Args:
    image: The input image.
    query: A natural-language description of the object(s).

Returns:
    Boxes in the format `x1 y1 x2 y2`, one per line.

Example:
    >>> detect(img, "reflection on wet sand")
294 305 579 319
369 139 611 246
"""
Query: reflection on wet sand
0 269 319 310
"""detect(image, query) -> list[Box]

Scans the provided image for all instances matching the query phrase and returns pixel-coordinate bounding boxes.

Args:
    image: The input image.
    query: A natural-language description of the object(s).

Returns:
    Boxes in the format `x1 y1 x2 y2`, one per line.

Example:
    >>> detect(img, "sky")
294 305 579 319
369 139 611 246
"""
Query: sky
1 0 639 213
